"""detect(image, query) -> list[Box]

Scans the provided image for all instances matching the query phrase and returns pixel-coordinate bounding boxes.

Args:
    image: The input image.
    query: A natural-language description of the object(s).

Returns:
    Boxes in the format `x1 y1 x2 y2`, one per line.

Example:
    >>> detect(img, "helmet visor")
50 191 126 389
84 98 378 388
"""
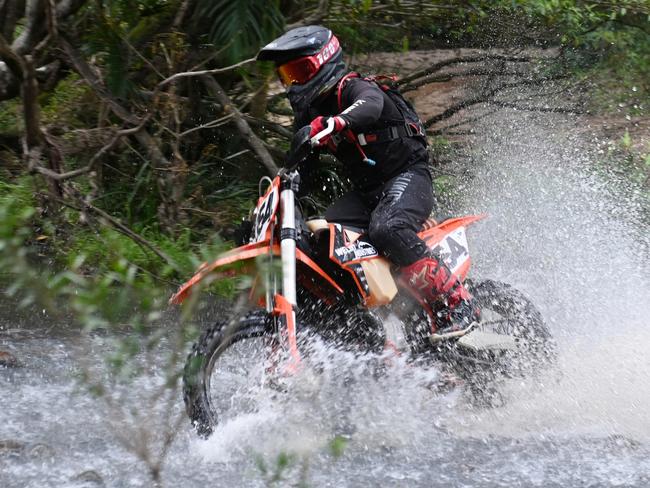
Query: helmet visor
276 35 340 86
277 57 320 86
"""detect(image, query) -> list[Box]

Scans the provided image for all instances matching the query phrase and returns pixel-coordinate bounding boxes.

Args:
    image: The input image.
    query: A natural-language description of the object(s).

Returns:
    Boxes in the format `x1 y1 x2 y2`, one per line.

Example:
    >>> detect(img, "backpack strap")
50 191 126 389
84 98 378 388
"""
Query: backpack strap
336 73 398 111
364 74 399 88
356 122 425 146
336 72 360 112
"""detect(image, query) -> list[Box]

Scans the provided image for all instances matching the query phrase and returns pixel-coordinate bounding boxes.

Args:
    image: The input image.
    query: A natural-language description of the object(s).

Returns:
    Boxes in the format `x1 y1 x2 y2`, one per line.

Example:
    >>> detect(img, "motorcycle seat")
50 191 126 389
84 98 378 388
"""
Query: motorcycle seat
306 219 367 242
306 218 329 233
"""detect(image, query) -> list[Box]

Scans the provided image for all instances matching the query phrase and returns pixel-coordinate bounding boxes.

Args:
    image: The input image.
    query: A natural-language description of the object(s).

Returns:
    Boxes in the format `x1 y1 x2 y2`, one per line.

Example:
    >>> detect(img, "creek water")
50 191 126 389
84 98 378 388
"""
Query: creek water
2 110 649 487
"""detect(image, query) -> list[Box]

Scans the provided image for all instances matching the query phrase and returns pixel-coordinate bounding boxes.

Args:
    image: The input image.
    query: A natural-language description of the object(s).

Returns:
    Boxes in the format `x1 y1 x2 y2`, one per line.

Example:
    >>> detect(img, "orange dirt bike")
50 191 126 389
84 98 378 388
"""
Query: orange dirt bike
171 120 554 437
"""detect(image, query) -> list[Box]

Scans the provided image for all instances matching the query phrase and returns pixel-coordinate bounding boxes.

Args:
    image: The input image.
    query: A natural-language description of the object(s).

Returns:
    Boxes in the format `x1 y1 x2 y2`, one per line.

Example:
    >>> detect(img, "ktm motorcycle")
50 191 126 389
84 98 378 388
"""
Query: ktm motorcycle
171 120 554 437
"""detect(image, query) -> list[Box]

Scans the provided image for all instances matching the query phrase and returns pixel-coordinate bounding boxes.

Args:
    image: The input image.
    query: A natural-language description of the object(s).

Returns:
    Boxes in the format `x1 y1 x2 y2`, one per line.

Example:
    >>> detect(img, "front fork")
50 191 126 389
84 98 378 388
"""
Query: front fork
271 171 301 371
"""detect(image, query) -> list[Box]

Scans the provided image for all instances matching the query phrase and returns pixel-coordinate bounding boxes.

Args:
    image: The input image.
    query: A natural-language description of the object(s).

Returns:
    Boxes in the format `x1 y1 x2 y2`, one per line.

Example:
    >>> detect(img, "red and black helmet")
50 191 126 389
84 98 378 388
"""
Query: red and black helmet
257 26 347 115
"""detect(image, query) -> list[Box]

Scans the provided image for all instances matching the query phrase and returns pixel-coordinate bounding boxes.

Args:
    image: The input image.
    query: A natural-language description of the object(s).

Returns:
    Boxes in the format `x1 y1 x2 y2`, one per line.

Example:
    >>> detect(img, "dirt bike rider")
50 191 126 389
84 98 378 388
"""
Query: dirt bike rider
257 26 478 334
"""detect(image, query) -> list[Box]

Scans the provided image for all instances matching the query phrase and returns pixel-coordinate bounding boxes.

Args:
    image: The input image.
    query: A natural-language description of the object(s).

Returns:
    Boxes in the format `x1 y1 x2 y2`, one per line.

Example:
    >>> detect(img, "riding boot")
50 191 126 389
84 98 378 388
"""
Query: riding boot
400 255 479 334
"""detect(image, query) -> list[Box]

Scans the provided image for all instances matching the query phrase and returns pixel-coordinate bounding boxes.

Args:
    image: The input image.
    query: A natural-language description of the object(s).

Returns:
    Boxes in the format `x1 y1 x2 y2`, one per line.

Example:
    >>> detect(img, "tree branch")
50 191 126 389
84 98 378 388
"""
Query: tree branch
202 76 279 175
30 121 150 181
427 108 499 136
60 37 141 125
242 115 292 139
485 100 583 114
53 193 176 267
172 0 195 29
157 56 256 89
0 0 24 41
423 76 566 127
398 54 537 87
61 35 189 232
177 114 233 138
401 67 528 93
0 0 87 100
0 33 24 80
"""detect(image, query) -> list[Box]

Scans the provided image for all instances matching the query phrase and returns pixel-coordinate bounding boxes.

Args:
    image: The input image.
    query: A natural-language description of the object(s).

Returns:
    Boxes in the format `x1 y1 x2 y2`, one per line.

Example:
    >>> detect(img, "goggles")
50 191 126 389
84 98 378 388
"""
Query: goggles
277 36 340 86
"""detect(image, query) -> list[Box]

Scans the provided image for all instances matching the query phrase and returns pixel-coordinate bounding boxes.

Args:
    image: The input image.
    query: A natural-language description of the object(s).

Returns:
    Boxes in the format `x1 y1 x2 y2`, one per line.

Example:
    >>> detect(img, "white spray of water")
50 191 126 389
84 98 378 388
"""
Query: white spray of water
450 110 650 441
193 341 454 463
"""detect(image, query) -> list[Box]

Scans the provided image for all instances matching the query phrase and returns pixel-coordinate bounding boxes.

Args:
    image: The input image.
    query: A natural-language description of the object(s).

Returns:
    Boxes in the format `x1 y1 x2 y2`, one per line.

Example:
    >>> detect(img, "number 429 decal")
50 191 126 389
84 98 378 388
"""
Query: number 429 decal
252 184 279 243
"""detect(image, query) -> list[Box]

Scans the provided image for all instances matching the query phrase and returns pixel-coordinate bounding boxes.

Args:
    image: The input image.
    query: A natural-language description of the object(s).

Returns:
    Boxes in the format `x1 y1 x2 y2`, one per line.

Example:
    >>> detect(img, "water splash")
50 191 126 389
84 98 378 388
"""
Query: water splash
194 340 451 463
448 109 650 441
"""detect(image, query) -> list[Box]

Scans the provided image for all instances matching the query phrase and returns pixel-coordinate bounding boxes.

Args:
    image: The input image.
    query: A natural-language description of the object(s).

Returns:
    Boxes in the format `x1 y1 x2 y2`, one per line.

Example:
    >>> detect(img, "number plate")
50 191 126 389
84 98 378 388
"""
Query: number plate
431 227 469 273
252 183 279 243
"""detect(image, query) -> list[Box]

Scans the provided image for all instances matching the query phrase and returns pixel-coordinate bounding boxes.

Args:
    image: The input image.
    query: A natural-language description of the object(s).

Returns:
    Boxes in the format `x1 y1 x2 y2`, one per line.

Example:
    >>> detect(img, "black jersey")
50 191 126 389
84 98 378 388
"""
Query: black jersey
298 77 430 193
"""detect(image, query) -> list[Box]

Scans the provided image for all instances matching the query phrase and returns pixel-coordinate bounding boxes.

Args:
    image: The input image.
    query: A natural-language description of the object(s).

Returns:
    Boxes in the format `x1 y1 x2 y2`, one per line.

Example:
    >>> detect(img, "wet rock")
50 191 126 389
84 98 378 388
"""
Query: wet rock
71 470 105 486
0 350 20 368
0 439 26 456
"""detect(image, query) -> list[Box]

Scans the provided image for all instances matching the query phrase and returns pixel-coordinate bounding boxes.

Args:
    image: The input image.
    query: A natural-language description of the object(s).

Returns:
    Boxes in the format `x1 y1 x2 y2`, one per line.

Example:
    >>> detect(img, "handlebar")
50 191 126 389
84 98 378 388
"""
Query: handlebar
310 117 336 147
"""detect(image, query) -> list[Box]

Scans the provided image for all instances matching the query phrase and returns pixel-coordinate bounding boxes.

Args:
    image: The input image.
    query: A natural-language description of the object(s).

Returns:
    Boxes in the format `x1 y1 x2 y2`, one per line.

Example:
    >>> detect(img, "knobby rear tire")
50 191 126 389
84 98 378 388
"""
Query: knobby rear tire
182 309 272 438
467 279 556 375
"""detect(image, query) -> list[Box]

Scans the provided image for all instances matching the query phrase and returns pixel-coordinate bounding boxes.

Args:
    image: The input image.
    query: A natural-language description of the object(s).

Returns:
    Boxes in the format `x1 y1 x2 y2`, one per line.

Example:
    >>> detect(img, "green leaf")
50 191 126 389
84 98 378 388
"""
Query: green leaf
196 0 284 62
401 35 409 53
621 130 632 149
329 435 348 458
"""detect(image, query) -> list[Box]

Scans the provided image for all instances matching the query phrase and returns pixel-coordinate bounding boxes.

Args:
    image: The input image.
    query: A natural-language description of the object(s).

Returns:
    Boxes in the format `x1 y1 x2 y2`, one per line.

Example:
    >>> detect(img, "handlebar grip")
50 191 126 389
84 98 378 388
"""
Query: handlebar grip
310 118 336 147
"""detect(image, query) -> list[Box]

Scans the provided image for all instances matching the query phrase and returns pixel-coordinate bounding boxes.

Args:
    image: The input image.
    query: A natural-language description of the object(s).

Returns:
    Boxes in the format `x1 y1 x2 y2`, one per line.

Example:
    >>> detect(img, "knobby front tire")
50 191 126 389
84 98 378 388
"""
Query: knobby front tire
182 309 272 438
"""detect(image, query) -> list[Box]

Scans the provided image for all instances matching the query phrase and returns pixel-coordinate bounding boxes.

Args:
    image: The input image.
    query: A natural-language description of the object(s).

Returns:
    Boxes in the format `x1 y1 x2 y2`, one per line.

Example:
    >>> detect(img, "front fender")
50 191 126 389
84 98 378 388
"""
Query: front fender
169 241 280 305
169 241 344 305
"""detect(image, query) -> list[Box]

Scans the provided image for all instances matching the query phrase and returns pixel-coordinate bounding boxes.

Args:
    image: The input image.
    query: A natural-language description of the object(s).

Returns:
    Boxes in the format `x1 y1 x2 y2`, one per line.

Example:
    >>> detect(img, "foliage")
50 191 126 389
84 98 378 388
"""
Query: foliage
82 0 181 96
0 183 220 486
499 1 649 111
1 2 648 486
0 177 36 216
0 0 647 282
327 1 647 120
196 0 285 62
0 98 21 135
254 436 349 487
593 130 650 227
39 73 94 128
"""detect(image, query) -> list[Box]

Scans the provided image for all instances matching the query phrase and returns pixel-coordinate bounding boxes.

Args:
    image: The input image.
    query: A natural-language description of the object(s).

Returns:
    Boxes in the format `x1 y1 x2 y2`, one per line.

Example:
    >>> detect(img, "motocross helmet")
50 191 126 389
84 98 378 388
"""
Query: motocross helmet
257 26 347 116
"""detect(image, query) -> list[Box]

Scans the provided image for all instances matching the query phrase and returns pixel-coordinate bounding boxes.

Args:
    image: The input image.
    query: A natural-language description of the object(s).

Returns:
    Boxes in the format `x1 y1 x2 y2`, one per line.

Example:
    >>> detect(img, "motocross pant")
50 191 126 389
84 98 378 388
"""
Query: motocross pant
324 164 434 267
324 164 478 329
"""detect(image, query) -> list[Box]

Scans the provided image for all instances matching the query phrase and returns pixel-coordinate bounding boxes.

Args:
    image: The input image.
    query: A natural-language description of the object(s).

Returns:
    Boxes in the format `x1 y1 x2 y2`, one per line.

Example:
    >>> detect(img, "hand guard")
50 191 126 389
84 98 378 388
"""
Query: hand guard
309 116 346 148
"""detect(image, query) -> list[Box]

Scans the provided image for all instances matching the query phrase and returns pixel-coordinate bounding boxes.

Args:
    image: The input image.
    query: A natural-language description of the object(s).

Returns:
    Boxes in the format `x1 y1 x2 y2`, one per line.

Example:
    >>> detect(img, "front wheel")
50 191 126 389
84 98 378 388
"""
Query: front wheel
182 309 275 438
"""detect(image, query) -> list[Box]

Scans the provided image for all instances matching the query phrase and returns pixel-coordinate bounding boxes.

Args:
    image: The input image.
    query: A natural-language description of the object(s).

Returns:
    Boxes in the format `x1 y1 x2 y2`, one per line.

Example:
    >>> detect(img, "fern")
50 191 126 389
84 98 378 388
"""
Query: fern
196 0 285 61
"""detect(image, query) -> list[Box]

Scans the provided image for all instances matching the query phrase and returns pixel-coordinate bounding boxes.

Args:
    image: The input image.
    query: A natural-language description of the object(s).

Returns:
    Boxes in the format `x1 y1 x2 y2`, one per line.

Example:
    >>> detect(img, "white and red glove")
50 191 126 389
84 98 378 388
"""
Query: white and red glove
309 116 346 148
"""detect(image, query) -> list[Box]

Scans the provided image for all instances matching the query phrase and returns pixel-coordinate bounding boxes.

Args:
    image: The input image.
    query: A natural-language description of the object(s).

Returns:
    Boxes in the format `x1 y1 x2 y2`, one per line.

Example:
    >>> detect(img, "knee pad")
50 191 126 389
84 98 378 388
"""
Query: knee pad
368 221 393 249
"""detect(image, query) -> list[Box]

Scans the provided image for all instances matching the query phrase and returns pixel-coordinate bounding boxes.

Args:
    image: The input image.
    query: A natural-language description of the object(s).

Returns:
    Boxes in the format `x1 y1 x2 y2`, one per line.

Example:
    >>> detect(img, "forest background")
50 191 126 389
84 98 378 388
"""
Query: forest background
0 0 647 288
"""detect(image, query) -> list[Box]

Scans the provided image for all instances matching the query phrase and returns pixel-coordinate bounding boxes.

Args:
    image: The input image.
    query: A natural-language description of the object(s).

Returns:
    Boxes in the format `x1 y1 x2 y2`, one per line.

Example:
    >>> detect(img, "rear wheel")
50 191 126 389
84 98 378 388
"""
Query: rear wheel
182 309 275 438
456 279 556 391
